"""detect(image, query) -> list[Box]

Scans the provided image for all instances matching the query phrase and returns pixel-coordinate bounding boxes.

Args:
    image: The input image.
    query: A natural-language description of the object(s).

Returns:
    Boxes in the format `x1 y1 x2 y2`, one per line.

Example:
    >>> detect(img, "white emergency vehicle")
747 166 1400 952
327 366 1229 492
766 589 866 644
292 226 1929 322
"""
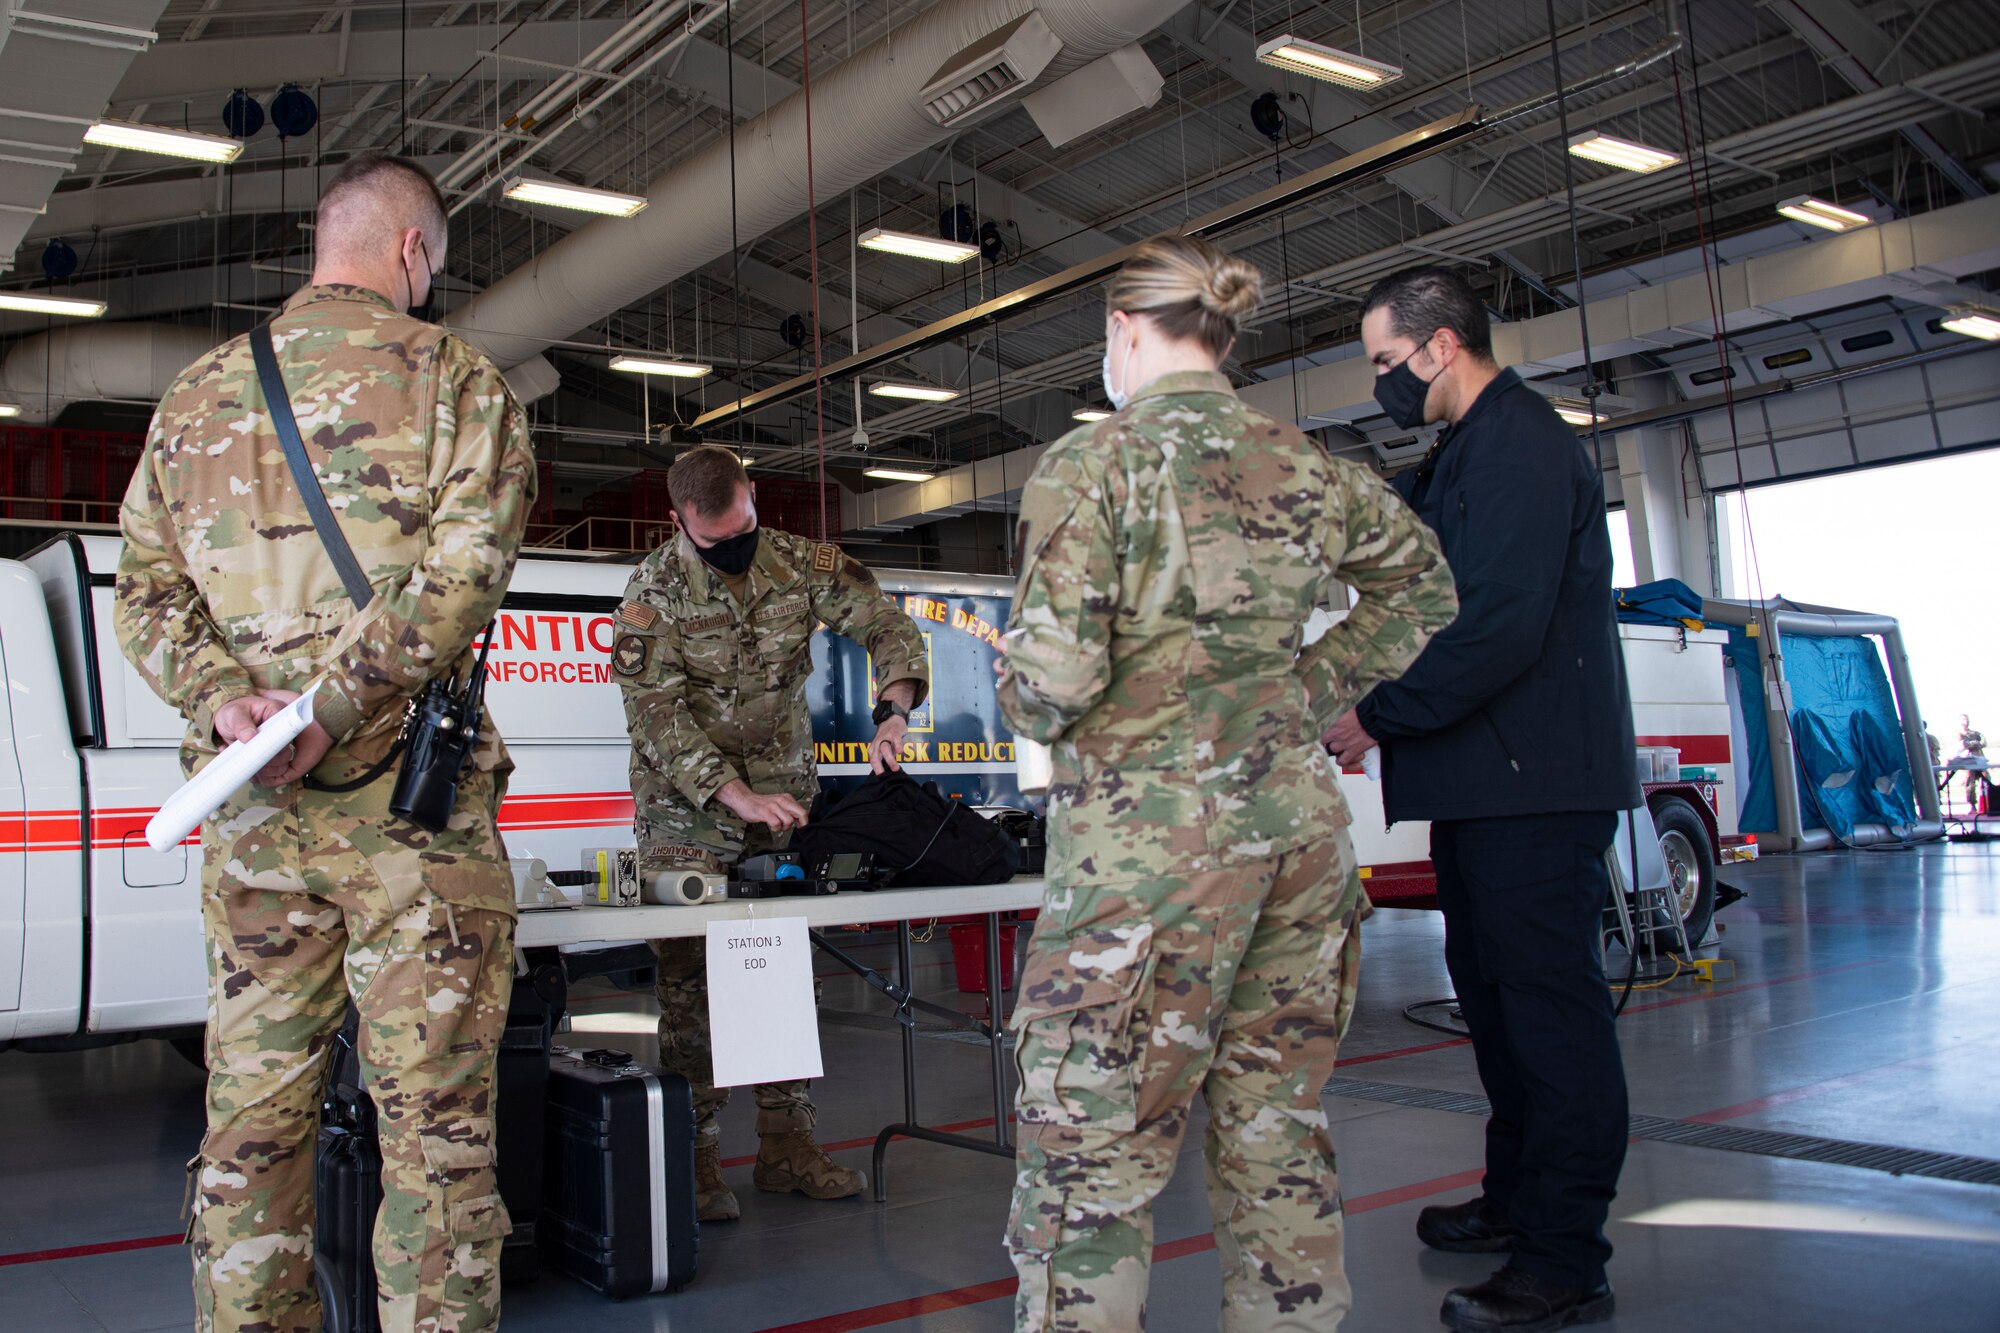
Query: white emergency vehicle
0 533 1733 1052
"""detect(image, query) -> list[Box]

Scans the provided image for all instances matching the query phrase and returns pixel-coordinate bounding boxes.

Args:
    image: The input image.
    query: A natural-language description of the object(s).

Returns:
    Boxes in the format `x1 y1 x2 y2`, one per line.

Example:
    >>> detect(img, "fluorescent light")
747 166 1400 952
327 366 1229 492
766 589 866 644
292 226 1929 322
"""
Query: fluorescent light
858 227 980 263
1940 306 2000 341
502 177 648 217
868 381 960 402
0 291 107 317
1552 399 1607 426
1071 408 1112 422
609 355 711 378
864 467 935 483
1567 131 1679 173
1776 195 1871 232
1255 34 1403 89
0 403 20 418
84 119 242 163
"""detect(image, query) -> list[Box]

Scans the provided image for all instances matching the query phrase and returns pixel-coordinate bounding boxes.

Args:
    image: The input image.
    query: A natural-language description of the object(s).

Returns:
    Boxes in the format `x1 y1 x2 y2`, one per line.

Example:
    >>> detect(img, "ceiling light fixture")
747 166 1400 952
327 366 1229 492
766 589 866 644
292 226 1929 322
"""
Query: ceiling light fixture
1254 34 1404 89
863 466 936 483
609 355 711 378
1776 196 1871 232
83 118 242 163
0 291 107 317
0 403 20 418
1566 131 1679 173
867 381 960 402
1940 304 2000 341
1071 408 1112 422
502 177 648 217
1550 398 1608 426
858 227 981 263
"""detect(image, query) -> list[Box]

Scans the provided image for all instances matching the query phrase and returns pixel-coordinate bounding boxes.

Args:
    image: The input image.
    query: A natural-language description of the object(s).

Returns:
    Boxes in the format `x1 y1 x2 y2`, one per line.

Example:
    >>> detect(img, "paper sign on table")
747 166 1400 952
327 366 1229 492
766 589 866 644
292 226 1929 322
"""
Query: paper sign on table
145 685 319 853
705 916 823 1088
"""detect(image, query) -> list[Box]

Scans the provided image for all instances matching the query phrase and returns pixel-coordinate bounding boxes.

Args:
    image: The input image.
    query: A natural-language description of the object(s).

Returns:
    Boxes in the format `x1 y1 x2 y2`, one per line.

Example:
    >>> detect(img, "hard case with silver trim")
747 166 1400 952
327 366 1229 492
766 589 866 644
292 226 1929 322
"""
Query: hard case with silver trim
542 1047 699 1297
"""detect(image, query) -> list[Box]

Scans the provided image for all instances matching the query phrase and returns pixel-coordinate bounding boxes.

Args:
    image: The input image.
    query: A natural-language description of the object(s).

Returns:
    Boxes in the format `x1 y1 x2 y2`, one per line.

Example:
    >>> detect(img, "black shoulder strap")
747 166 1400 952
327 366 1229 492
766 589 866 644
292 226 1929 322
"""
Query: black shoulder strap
251 322 373 609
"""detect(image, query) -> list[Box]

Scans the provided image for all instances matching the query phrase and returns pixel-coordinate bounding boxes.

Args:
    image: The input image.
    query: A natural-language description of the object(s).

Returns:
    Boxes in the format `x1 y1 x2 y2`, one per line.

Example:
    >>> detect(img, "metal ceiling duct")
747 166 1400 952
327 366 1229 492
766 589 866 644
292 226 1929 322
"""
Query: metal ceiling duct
0 322 562 423
444 0 1196 370
0 323 219 425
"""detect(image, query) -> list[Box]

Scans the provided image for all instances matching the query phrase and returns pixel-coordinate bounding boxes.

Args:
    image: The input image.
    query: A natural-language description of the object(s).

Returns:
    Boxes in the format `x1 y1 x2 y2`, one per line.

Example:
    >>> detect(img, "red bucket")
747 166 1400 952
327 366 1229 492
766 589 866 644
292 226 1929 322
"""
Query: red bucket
948 922 1019 994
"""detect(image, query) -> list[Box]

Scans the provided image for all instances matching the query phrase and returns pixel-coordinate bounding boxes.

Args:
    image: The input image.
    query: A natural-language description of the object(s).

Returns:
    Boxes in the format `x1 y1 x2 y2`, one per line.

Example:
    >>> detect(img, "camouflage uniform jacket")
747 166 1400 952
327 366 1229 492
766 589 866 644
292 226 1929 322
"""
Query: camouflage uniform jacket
998 369 1457 885
115 283 536 780
616 527 930 849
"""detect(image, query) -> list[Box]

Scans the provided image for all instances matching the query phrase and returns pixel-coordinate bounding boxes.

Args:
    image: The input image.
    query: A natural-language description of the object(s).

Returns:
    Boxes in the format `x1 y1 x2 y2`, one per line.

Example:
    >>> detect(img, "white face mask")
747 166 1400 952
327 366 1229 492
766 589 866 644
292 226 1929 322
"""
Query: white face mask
1101 325 1135 411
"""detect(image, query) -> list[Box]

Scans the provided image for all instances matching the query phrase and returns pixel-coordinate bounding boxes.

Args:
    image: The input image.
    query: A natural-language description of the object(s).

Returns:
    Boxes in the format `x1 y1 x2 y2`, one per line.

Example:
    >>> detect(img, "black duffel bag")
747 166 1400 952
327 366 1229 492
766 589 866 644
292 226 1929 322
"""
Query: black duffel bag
792 771 1019 887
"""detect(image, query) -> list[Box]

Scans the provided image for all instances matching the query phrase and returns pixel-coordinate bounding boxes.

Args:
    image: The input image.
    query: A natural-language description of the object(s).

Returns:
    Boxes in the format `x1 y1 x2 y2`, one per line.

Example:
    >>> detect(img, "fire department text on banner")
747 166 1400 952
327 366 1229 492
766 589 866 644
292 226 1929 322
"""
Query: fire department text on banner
704 917 824 1087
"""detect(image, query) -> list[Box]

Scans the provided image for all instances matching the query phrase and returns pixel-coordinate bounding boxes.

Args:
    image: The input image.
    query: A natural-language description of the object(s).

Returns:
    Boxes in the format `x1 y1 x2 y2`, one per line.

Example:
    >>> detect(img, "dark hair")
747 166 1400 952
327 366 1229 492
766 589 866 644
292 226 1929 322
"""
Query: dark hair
668 445 749 519
1360 266 1494 361
316 152 448 240
1105 235 1262 356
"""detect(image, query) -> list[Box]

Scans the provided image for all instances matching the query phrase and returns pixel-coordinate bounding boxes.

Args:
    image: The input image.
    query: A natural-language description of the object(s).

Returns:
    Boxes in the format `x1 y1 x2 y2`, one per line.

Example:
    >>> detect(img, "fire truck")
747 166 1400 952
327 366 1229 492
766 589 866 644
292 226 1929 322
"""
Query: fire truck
0 533 1730 1051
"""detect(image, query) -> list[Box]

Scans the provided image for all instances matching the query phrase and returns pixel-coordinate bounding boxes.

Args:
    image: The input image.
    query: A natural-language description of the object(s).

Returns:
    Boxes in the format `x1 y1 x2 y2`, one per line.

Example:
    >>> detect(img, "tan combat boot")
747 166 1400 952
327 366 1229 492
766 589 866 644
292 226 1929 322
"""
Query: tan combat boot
694 1133 740 1222
751 1104 866 1200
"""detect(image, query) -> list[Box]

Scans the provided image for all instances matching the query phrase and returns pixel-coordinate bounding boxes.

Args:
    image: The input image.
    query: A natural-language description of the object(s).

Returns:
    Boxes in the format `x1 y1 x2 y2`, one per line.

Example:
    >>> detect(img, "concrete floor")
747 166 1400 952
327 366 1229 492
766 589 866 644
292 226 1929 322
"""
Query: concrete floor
5 842 1999 1331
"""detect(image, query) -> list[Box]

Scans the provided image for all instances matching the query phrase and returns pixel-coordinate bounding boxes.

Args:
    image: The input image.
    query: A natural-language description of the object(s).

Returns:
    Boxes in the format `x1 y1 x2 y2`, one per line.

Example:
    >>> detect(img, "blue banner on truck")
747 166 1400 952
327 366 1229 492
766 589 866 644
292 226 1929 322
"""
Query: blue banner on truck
809 579 1031 809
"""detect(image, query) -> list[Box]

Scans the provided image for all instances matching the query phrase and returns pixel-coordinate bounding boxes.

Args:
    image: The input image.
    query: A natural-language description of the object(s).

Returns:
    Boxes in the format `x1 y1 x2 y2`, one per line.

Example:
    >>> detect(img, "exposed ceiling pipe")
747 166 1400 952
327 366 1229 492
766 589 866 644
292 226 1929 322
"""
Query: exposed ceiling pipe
0 323 219 425
444 0 1201 370
692 29 1686 430
843 192 2000 530
0 321 563 423
437 0 733 208
1241 191 2000 427
1760 0 1986 201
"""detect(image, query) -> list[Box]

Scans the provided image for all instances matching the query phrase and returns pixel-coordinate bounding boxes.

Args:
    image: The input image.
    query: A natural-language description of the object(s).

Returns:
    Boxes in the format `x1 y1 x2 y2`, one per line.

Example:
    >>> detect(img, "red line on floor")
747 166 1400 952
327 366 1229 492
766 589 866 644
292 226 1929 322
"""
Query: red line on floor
1619 959 1883 1017
0 958 1891 1272
1684 1049 1940 1125
1337 1036 1471 1065
0 1232 183 1267
1326 960 1882 1072
755 1166 1490 1333
720 1115 1008 1170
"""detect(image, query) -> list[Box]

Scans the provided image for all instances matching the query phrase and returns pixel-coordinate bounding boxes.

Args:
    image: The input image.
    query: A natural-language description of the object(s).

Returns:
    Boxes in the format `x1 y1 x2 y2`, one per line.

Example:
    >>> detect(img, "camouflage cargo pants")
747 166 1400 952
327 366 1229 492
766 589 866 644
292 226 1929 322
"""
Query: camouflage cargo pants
638 804 818 1133
1007 835 1365 1333
191 768 516 1333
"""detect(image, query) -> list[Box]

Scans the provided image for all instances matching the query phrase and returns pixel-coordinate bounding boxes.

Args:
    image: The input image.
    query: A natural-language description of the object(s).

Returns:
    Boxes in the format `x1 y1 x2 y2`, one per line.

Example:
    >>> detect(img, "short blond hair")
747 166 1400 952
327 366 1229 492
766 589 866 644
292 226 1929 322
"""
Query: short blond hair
1104 235 1263 355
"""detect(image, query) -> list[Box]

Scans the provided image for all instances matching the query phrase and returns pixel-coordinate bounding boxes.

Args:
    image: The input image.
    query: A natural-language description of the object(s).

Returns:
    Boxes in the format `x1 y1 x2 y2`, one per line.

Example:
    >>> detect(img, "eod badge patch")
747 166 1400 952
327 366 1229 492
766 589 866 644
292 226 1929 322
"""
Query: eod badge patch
612 633 650 677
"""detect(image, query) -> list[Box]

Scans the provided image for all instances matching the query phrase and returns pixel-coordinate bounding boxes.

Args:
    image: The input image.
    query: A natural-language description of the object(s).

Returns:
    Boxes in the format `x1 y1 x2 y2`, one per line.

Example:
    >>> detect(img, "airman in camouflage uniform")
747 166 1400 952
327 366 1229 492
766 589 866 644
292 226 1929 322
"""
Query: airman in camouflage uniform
615 446 928 1221
115 154 533 1333
999 240 1456 1332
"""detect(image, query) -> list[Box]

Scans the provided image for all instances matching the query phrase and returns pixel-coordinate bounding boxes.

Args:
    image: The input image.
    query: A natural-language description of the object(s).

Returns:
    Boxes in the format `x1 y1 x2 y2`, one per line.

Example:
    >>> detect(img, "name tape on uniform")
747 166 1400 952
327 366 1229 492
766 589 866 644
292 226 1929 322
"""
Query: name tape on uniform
705 916 824 1088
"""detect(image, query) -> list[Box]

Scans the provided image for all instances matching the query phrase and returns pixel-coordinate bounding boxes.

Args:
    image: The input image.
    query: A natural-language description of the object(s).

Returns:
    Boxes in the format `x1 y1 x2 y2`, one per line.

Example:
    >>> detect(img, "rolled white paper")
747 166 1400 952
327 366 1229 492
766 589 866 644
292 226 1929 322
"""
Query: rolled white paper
145 685 319 853
1015 736 1053 795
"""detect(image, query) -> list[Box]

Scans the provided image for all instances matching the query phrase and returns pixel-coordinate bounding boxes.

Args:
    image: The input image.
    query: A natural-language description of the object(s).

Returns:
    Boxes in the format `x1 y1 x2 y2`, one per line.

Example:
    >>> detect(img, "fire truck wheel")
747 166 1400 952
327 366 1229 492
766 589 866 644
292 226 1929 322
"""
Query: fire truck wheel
1649 794 1717 949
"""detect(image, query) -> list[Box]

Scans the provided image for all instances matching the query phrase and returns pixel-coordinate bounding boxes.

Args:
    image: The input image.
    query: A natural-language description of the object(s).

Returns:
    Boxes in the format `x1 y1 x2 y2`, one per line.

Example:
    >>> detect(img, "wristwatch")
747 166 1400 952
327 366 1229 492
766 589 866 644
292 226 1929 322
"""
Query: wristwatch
872 698 911 725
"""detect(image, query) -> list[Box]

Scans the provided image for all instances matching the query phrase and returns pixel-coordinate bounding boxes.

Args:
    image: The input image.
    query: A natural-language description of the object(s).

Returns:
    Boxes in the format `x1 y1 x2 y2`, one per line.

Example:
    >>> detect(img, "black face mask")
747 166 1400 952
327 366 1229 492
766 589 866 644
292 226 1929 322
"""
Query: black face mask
694 526 760 576
405 238 438 323
1373 335 1439 430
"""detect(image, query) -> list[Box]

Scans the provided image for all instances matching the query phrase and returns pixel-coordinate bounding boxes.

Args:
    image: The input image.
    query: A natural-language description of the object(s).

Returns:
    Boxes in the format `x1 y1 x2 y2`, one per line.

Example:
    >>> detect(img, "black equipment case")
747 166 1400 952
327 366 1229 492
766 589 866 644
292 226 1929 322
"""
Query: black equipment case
541 1048 700 1298
314 1024 383 1333
310 954 566 1329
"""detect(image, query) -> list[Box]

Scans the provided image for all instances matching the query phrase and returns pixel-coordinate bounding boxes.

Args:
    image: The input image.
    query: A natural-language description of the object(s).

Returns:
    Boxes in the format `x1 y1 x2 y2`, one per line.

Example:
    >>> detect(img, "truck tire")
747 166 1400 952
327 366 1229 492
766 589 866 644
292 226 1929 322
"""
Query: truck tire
1649 794 1717 949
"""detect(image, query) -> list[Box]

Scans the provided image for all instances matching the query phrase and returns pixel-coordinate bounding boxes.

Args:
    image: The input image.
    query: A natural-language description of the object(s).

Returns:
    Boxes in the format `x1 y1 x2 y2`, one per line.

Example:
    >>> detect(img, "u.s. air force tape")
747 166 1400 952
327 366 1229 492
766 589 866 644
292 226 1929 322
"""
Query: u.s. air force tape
612 633 649 677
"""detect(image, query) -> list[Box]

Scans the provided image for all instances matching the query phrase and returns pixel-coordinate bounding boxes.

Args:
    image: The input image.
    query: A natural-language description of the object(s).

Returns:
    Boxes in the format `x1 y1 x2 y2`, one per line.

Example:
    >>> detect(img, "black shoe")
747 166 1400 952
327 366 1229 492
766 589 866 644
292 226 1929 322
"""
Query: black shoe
1417 1196 1518 1253
1440 1266 1614 1332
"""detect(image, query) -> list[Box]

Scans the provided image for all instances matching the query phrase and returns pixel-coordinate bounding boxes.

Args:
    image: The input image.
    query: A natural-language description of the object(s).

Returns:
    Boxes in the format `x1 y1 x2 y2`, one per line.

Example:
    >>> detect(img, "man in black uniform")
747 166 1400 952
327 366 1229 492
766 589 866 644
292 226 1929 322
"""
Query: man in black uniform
1324 266 1638 1332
